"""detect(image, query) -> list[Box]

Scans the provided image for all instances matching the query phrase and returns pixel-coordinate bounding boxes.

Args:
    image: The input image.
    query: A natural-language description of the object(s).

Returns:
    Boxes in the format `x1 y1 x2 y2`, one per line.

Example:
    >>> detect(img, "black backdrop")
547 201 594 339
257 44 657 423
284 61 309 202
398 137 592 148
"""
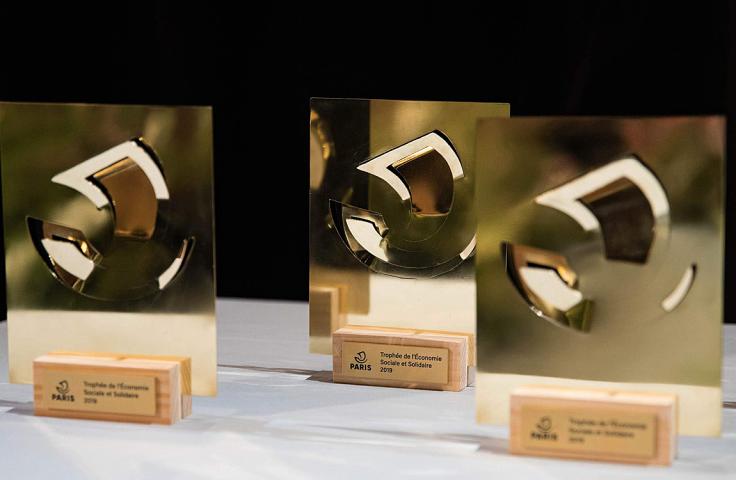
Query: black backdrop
0 3 733 322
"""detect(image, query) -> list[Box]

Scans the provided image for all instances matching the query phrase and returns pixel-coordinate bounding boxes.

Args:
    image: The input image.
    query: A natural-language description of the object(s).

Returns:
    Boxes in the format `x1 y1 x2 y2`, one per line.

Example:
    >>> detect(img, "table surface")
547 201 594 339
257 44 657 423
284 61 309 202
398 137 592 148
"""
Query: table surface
0 298 734 479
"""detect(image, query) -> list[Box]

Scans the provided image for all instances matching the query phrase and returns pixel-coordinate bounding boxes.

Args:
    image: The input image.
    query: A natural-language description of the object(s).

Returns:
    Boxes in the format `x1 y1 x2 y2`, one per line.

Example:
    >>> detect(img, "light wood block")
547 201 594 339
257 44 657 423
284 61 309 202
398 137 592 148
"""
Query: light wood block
332 327 468 391
49 351 192 417
34 353 187 425
309 286 345 336
510 385 677 465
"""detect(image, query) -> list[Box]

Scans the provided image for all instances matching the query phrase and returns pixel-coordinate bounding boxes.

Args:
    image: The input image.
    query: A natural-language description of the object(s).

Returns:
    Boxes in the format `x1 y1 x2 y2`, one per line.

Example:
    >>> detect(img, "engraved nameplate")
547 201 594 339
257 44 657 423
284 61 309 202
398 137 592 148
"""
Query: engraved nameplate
34 353 185 425
510 386 677 465
341 342 449 385
39 370 156 416
520 407 656 458
332 327 468 391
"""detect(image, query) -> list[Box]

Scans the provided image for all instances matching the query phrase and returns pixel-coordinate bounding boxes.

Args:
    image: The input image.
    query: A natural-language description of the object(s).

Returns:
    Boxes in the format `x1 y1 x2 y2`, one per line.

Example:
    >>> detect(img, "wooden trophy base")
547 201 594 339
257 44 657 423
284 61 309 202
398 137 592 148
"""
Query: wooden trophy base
332 326 469 391
509 385 677 465
34 352 192 425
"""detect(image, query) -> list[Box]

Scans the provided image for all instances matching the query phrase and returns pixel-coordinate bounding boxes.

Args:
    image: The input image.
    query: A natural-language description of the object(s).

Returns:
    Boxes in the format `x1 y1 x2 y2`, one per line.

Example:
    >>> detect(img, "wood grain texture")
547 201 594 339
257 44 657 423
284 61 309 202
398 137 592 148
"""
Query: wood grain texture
34 354 184 425
49 351 192 417
509 385 677 465
332 327 468 391
309 286 344 336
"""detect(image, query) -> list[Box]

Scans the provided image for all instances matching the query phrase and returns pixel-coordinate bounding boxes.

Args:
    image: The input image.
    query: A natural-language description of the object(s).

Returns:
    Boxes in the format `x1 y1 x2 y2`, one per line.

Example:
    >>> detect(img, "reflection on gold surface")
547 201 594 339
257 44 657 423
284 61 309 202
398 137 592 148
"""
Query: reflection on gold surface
328 130 474 278
309 99 509 354
393 146 453 216
92 156 158 239
309 110 333 190
536 155 668 264
475 117 724 435
580 177 655 263
1 103 216 396
503 242 592 332
8 310 216 396
27 217 101 290
24 138 194 302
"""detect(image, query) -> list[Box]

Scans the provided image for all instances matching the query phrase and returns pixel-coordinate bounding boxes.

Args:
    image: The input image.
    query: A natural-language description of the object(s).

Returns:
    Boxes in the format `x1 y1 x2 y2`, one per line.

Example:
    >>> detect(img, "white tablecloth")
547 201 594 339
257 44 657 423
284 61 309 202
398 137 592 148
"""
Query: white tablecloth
0 299 734 479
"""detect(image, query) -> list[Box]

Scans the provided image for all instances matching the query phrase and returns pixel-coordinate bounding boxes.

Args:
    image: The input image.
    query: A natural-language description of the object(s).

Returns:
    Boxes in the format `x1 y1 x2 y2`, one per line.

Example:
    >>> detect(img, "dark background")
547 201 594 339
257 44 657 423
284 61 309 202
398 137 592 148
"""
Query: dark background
0 2 733 322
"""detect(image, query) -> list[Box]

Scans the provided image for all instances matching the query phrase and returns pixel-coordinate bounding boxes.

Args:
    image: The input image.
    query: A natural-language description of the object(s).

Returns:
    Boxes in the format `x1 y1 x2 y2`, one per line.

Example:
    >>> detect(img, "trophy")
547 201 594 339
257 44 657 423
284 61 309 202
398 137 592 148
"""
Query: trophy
1 103 217 397
474 116 724 435
310 98 508 390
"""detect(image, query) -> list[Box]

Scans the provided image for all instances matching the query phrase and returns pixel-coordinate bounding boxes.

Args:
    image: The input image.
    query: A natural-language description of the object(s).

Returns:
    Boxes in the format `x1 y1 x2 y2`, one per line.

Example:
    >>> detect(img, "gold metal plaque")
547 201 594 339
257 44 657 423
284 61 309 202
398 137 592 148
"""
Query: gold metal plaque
341 342 449 384
1 103 217 396
474 117 724 435
309 99 509 355
38 370 157 416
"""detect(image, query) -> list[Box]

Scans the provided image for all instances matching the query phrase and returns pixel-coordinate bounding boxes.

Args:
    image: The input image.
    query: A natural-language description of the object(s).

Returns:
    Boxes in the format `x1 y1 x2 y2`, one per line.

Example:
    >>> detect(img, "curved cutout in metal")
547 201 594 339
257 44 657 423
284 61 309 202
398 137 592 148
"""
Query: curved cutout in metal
91 156 158 240
52 138 169 209
27 217 101 292
661 264 697 312
508 154 698 328
503 242 593 332
330 200 474 279
357 131 463 210
535 155 668 264
28 139 194 301
328 131 474 278
391 145 454 216
157 237 196 290
579 177 655 263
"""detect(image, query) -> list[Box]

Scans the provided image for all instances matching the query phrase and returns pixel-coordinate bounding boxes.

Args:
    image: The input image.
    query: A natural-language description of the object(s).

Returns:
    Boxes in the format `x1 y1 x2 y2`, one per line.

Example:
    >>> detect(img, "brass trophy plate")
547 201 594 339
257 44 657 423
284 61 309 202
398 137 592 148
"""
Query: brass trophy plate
309 98 509 359
474 116 724 435
1 103 217 396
